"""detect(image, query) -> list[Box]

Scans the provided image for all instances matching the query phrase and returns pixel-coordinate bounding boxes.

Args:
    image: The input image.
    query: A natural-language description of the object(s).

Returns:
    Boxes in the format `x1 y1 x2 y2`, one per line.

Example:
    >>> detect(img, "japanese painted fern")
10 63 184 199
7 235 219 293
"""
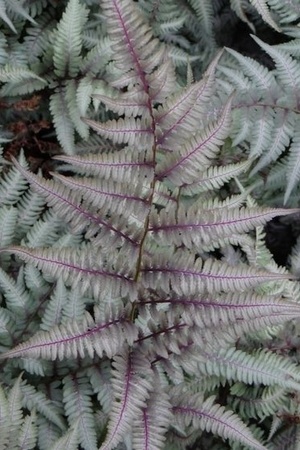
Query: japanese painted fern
1 1 300 450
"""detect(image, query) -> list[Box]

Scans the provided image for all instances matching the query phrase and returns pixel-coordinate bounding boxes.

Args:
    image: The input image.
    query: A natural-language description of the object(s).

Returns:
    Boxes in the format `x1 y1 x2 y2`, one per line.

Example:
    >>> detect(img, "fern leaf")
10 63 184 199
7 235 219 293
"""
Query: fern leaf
0 245 136 299
150 205 299 250
61 285 87 323
0 0 16 33
23 210 63 248
249 0 280 31
76 74 94 116
132 388 172 450
0 206 18 247
40 278 67 331
230 383 290 421
172 393 266 450
18 410 37 450
229 0 256 32
250 108 294 173
1 307 137 360
5 0 37 25
49 86 75 155
51 171 149 221
0 64 45 83
187 0 215 46
88 362 113 415
37 416 62 450
21 381 66 431
0 150 29 205
16 188 46 239
63 374 97 450
53 0 88 77
82 116 153 147
53 149 152 183
0 380 9 449
6 375 24 449
156 95 233 185
252 35 300 95
0 266 32 313
142 250 293 295
284 129 300 204
158 291 300 332
155 52 222 149
199 347 300 390
225 48 276 90
101 0 165 90
49 423 79 450
93 90 150 118
11 157 140 246
181 159 252 195
65 79 90 139
100 350 153 450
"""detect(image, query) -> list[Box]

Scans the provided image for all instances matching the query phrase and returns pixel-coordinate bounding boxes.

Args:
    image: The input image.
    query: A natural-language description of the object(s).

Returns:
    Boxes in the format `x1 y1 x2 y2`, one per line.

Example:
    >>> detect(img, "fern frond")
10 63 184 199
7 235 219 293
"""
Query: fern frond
11 157 140 246
0 206 18 247
101 0 165 90
18 410 37 450
0 0 17 33
225 48 276 90
51 171 149 221
252 35 300 97
100 350 153 450
16 188 46 239
249 0 280 31
155 51 222 150
132 387 172 450
63 374 97 450
49 423 79 450
52 0 88 77
37 416 62 450
24 14 55 64
156 95 233 185
0 150 29 205
40 278 67 331
187 0 215 46
49 86 75 155
172 393 266 450
149 205 299 251
284 129 300 203
1 307 137 360
88 362 113 415
5 0 37 25
82 116 153 147
65 79 90 140
23 210 63 248
0 266 32 313
142 250 293 295
0 245 136 298
6 375 25 449
0 63 45 83
199 346 300 390
180 158 252 195
230 383 290 420
61 284 87 323
53 149 152 183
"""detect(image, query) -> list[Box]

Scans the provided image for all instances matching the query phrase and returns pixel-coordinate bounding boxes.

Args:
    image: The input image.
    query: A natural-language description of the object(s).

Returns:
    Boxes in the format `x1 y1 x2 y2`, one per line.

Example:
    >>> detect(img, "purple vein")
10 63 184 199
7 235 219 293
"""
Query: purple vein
149 212 277 232
156 112 227 180
11 248 133 282
17 319 122 352
12 159 138 246
142 267 288 281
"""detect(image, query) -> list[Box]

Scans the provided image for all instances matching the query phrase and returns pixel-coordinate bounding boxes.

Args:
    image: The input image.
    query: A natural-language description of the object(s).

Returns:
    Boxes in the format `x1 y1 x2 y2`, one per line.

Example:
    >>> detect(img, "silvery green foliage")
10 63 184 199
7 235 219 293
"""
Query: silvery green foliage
1 1 300 450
